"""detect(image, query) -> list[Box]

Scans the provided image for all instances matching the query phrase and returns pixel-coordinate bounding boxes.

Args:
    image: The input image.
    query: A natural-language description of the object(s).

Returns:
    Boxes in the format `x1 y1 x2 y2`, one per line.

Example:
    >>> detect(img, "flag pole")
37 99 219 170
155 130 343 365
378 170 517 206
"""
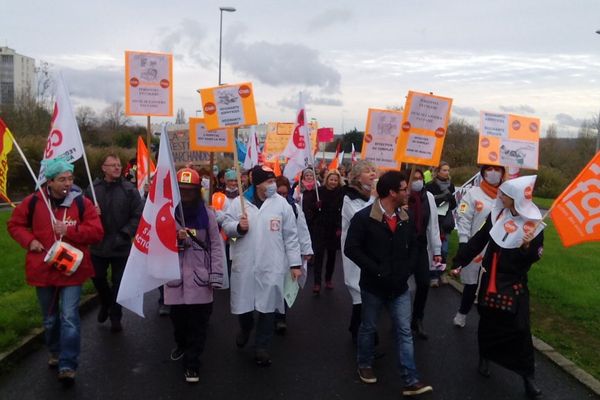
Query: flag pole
79 131 97 206
233 127 246 212
8 132 56 223
147 115 152 188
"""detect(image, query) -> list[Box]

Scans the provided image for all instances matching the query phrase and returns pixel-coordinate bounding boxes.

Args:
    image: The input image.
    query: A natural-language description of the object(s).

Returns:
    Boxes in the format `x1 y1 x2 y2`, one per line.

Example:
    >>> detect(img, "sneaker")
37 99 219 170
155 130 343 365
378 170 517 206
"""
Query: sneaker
170 346 185 361
255 349 272 367
453 312 467 328
429 278 440 288
275 320 287 335
402 382 433 396
57 369 76 386
184 369 199 383
158 304 171 316
325 281 334 290
312 284 321 294
97 305 109 323
235 330 251 348
357 367 377 384
110 320 123 333
48 353 59 369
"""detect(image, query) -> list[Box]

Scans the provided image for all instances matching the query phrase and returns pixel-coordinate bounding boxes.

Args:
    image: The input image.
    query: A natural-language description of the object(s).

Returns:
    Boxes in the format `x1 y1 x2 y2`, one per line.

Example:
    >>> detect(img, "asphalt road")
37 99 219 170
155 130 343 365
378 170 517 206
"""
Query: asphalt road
0 255 598 400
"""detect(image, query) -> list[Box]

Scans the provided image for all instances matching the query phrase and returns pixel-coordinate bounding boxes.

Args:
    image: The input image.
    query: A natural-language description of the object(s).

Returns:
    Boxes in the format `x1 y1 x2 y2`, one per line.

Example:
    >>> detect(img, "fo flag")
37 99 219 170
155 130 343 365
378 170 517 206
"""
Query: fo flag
38 73 85 184
136 136 156 197
117 124 181 317
550 152 600 247
282 93 312 180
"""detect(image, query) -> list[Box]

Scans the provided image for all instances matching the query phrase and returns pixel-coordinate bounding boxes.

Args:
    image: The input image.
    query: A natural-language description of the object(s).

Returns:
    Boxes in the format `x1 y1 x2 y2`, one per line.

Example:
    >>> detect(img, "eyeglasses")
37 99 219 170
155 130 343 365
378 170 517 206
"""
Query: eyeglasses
103 163 122 168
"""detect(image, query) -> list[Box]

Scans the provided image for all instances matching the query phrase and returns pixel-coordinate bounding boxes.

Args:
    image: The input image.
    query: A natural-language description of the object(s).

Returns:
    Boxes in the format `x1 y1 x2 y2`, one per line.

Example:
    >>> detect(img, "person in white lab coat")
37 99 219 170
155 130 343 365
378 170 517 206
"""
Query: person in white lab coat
223 165 302 366
341 160 378 343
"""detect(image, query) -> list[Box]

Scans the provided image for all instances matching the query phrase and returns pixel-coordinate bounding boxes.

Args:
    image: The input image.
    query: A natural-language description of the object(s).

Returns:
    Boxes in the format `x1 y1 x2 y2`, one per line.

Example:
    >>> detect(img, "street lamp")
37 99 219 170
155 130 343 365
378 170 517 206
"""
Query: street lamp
219 6 236 85
595 30 600 153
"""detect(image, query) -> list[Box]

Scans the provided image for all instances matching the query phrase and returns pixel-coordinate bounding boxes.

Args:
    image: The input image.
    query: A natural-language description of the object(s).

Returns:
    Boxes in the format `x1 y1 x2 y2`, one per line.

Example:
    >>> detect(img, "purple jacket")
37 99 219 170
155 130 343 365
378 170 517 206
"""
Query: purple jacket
164 209 224 305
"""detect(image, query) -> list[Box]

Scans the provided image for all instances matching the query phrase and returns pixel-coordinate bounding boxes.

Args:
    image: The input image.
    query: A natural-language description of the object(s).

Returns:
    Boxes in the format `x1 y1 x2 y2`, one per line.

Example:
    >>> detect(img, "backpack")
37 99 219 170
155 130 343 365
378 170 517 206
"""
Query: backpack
27 194 85 228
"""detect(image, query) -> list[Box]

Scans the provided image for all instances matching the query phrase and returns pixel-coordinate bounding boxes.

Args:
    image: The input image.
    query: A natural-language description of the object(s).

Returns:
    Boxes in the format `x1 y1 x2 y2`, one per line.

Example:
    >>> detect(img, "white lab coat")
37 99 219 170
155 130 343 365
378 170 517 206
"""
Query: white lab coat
295 204 313 288
455 185 495 284
341 193 374 305
423 191 442 266
223 193 302 314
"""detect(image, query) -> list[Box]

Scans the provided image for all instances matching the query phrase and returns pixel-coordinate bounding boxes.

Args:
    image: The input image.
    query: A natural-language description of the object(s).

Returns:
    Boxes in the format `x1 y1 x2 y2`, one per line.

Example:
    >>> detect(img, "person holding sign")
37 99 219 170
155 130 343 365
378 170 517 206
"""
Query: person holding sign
7 158 103 386
452 165 505 328
222 165 302 367
452 175 544 399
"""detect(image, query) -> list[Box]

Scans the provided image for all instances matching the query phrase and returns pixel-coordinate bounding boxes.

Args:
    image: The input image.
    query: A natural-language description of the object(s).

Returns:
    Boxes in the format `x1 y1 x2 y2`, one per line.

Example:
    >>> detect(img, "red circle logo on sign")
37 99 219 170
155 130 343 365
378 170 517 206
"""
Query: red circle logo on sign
512 120 521 131
529 122 538 133
524 186 533 200
402 121 411 132
523 220 536 234
130 77 139 87
504 220 518 234
481 138 490 148
238 85 251 98
488 151 498 162
475 200 484 212
435 127 445 138
134 217 151 254
365 134 373 143
204 102 216 115
160 79 170 89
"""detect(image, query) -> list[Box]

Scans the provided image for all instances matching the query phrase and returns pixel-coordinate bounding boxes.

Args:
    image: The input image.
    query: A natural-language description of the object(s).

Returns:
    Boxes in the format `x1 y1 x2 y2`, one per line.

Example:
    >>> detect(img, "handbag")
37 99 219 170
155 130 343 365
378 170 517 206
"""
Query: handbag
44 240 84 276
479 280 523 314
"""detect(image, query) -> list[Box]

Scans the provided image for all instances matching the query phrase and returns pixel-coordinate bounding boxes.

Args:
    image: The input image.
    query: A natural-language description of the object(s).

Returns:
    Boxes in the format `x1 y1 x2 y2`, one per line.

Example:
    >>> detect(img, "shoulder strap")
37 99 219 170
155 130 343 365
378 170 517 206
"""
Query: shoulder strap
75 195 85 221
27 194 39 228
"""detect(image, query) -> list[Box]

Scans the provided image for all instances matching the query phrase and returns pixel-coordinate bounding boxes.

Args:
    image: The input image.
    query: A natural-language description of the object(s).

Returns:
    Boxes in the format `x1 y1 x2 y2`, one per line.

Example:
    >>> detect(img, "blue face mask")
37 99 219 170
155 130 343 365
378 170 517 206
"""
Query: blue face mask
265 182 277 198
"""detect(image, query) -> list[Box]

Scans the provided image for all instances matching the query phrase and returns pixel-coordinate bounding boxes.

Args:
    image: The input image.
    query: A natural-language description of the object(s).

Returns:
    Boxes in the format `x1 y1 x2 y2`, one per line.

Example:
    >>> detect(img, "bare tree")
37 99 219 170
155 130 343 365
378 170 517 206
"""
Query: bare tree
545 123 558 139
102 101 130 129
175 108 186 124
76 106 97 133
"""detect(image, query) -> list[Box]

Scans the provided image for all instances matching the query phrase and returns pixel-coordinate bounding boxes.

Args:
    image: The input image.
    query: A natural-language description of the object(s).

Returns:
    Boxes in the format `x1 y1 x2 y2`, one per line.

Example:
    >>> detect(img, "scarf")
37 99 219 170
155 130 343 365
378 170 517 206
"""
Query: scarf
348 182 371 200
409 190 424 236
479 178 499 200
435 176 451 192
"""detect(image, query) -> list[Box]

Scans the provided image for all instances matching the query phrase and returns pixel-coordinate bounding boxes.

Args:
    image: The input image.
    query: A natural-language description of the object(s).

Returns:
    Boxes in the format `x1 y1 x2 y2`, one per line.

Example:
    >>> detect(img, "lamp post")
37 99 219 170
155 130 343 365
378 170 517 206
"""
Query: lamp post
219 7 236 86
595 30 600 153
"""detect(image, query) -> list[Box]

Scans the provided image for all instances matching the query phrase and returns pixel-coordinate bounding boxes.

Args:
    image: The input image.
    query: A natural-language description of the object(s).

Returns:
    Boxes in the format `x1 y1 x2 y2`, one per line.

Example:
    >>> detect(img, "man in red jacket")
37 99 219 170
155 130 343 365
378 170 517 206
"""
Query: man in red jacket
7 158 103 386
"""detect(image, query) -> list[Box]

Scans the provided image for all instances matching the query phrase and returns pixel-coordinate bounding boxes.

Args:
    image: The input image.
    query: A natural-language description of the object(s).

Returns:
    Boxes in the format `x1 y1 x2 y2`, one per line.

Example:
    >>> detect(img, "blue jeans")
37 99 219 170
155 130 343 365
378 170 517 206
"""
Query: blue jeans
357 289 420 386
36 286 82 372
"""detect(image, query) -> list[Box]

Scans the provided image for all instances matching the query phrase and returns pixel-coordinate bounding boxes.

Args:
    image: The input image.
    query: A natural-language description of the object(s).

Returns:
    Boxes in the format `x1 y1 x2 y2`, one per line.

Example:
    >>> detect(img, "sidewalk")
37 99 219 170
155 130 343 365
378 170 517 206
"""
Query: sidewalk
0 260 598 399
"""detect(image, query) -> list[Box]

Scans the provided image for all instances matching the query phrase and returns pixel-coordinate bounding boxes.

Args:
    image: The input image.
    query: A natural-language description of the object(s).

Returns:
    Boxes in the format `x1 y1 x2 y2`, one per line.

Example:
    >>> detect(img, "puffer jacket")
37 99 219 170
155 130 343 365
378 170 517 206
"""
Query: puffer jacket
7 186 104 287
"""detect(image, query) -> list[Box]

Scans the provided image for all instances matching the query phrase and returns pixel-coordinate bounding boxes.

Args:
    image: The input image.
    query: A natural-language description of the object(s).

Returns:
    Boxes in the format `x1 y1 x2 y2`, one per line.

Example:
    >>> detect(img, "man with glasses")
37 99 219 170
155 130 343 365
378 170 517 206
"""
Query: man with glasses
344 171 433 397
86 154 143 332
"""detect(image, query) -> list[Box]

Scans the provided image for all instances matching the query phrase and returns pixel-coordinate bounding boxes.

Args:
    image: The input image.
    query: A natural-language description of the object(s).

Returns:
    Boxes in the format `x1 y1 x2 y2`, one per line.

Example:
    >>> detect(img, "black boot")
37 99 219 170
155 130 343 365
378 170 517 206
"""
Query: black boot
411 319 429 340
523 375 542 399
478 357 491 378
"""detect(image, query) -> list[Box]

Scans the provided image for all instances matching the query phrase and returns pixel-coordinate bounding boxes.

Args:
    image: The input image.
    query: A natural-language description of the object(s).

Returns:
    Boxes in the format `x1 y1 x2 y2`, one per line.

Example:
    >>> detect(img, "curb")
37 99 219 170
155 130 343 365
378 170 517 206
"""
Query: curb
0 293 98 372
445 277 600 396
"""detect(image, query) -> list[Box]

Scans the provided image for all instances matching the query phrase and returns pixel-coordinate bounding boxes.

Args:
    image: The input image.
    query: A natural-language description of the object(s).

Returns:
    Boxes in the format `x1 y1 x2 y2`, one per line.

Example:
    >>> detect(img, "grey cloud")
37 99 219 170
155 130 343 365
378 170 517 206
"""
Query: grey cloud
499 104 536 114
277 92 343 109
307 8 353 31
555 113 585 127
158 18 213 68
452 106 479 117
226 36 341 93
61 67 122 103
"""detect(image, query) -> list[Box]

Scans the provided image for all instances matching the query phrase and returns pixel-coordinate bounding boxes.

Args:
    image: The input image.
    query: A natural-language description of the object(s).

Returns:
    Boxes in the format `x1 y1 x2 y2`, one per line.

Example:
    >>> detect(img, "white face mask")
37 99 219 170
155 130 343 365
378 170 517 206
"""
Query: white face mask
411 180 424 192
265 182 277 198
484 170 502 186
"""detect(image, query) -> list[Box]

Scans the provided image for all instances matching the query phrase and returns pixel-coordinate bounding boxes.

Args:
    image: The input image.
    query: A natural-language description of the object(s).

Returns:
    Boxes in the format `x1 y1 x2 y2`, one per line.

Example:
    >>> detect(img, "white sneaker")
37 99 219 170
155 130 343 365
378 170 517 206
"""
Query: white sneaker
453 312 467 328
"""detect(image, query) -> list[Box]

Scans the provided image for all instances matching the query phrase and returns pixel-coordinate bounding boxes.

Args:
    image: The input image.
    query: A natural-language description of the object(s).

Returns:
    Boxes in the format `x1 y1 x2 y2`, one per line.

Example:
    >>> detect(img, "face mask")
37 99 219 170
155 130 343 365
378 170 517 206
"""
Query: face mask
201 177 210 190
411 180 424 192
265 182 277 198
225 186 238 193
484 170 502 186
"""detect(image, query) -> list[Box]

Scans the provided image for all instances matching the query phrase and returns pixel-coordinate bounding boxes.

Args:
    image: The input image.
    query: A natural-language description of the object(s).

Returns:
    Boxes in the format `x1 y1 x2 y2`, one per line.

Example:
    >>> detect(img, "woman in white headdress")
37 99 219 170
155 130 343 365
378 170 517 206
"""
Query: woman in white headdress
452 175 545 400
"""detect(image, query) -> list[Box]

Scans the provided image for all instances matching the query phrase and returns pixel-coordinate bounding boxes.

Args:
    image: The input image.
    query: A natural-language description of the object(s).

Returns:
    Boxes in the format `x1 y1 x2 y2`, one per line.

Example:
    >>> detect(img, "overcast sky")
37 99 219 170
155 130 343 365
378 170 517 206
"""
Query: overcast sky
4 0 600 137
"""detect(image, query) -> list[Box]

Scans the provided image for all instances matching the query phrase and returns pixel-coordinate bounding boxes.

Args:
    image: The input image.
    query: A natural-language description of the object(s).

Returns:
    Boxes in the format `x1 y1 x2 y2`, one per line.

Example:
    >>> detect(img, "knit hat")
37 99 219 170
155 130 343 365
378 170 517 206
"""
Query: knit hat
224 169 237 181
251 165 276 186
43 157 74 179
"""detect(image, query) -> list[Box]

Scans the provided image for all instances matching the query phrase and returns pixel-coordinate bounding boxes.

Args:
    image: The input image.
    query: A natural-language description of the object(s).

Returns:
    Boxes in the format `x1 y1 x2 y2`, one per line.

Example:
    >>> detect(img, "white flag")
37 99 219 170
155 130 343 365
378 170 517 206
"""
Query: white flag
351 143 357 163
282 94 311 180
38 73 85 183
243 125 260 169
338 151 345 166
117 124 181 317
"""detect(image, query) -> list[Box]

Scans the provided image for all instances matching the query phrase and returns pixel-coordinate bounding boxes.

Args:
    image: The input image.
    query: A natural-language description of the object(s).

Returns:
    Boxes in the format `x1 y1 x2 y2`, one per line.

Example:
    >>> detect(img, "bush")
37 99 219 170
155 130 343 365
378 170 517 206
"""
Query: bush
534 165 570 198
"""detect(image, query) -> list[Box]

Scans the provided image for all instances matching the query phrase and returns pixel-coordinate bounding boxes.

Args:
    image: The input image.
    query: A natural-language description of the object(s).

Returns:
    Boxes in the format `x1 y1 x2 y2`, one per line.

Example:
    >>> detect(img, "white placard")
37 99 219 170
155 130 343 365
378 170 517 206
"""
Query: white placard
405 133 436 160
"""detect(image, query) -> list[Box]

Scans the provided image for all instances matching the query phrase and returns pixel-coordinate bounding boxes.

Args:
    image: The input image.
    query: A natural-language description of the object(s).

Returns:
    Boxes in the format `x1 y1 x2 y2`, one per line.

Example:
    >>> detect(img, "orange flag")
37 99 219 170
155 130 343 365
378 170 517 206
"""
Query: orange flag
550 151 600 247
273 157 282 177
137 136 156 197
0 118 15 205
328 141 341 170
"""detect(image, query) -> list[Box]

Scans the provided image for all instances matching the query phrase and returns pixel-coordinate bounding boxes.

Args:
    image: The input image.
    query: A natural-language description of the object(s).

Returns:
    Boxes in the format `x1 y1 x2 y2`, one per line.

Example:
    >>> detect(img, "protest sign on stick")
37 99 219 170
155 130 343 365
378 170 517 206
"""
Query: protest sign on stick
125 51 173 117
362 108 403 170
189 118 235 153
199 82 257 131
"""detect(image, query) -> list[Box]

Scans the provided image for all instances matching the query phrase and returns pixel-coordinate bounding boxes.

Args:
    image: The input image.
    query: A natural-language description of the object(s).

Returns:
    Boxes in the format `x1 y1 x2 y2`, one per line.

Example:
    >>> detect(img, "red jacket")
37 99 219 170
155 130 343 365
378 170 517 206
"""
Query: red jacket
7 189 104 287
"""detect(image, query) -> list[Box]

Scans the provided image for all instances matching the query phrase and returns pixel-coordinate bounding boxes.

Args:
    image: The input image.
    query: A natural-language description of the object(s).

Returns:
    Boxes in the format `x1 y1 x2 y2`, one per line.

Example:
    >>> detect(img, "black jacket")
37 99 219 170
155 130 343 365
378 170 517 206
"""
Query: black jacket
86 177 143 257
344 199 417 299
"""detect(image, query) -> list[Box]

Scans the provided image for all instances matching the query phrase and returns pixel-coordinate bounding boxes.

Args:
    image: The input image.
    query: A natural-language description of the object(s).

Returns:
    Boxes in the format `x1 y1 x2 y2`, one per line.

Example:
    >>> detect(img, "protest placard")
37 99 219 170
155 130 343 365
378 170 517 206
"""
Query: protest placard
165 125 210 164
125 51 173 116
361 108 403 169
263 122 318 160
395 91 452 167
199 82 257 130
478 111 540 170
189 118 234 153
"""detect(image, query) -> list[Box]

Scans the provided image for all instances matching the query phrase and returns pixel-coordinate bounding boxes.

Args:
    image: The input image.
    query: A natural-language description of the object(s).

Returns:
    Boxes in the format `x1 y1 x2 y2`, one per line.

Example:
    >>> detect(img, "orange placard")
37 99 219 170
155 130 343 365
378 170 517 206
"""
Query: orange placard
550 152 600 247
263 122 318 161
478 111 540 170
199 82 258 130
125 50 173 116
189 118 235 153
362 108 403 170
394 91 453 167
